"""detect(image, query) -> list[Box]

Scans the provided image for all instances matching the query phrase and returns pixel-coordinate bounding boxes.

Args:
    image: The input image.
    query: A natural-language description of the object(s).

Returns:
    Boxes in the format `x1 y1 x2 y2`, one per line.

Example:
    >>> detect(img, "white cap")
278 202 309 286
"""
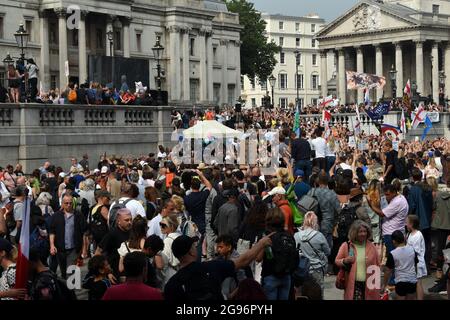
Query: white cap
94 168 100 173
101 166 108 174
268 186 286 196
59 172 66 178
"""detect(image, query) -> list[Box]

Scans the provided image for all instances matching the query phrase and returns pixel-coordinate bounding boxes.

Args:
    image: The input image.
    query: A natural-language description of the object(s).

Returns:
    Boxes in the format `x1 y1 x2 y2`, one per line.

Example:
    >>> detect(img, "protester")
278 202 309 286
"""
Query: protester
406 215 427 300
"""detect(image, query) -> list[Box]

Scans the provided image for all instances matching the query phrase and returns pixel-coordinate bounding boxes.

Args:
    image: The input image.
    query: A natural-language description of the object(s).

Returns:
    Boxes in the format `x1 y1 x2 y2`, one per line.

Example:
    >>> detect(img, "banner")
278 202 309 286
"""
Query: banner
411 111 440 123
346 71 386 90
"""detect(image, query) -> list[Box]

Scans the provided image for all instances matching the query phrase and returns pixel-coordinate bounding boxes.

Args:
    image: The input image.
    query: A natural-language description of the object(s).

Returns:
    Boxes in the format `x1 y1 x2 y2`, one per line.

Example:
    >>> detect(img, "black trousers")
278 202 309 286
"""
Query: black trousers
28 78 38 101
313 157 327 172
56 248 78 279
422 228 432 267
435 229 450 269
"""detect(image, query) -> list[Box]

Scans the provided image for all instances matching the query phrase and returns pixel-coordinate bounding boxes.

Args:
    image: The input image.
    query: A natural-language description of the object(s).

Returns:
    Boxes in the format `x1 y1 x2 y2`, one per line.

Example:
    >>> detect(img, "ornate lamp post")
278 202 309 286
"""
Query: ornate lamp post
389 64 397 100
152 35 164 105
106 30 114 87
269 75 276 109
13 23 30 101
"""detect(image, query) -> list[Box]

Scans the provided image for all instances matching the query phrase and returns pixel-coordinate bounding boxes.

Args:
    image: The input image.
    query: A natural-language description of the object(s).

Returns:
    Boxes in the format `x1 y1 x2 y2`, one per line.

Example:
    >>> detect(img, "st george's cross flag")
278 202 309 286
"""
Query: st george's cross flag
320 95 334 107
412 105 425 129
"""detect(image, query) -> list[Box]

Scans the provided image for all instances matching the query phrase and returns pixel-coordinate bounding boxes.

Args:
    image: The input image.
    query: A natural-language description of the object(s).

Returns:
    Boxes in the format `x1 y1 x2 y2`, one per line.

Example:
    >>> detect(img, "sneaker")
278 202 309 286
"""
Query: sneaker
428 282 446 294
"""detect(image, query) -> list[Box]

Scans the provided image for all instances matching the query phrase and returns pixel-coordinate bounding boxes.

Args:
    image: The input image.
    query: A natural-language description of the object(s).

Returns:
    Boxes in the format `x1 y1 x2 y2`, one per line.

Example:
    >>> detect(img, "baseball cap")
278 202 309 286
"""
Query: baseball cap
93 168 100 174
0 238 13 253
294 169 305 178
59 172 67 178
268 186 286 196
101 166 109 174
171 235 199 260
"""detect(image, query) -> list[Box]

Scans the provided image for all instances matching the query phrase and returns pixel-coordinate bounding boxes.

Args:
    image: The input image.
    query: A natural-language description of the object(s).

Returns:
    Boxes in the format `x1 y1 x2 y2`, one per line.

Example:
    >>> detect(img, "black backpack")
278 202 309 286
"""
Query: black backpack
271 231 299 276
394 157 409 180
336 204 358 240
108 198 132 229
89 205 109 243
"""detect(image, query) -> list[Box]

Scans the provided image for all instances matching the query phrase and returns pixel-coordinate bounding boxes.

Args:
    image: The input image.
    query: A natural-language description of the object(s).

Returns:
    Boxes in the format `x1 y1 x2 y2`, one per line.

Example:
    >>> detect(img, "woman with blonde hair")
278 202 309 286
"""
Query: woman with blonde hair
158 214 181 286
426 176 439 200
335 220 380 300
294 211 330 295
425 157 440 180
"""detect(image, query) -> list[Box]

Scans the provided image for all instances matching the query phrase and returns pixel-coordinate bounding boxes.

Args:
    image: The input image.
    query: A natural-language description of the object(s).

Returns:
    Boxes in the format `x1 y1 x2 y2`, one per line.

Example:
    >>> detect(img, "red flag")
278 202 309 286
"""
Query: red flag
15 198 30 290
404 79 411 97
322 110 331 125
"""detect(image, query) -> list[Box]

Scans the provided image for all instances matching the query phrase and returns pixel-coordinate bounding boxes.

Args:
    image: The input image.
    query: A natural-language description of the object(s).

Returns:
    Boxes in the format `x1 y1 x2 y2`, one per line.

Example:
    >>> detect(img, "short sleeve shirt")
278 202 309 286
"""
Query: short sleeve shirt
381 195 409 236
0 264 16 300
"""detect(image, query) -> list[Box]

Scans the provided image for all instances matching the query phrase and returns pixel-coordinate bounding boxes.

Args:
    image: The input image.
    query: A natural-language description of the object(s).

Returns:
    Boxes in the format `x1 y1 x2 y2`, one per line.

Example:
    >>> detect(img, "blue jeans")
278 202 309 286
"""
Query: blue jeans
383 235 396 285
262 274 291 300
295 160 312 183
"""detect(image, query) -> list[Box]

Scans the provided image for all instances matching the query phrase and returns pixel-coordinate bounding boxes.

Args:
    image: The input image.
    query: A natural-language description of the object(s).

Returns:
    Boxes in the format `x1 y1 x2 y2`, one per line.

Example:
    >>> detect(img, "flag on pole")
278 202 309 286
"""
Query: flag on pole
293 103 300 137
403 79 412 113
400 108 407 139
412 105 425 129
404 79 411 97
364 88 370 106
380 123 402 137
15 197 31 290
320 95 334 107
421 115 433 141
365 102 390 121
322 110 331 125
355 106 361 136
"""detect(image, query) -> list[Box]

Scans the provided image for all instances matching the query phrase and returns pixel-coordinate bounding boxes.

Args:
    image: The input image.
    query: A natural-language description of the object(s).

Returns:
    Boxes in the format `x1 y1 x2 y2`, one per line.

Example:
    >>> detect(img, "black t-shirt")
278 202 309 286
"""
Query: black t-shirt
385 150 398 183
184 189 210 234
85 278 111 300
98 228 130 276
164 260 235 301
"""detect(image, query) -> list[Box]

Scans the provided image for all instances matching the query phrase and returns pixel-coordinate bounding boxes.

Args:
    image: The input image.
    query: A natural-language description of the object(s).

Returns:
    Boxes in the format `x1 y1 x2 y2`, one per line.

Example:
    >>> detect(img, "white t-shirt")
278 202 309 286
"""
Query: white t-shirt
110 197 146 220
117 241 142 258
311 137 327 159
339 163 352 171
407 231 427 278
147 214 163 239
325 142 336 157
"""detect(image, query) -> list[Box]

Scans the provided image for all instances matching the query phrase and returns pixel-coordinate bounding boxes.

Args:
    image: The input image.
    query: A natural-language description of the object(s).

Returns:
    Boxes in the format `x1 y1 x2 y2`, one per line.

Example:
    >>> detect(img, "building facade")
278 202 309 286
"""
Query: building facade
317 0 450 106
0 0 241 106
241 13 328 109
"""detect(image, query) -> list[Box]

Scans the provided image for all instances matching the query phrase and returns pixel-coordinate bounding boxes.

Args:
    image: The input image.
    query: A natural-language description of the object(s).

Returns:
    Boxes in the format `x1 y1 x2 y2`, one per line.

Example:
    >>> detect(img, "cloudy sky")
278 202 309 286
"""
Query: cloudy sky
251 0 359 22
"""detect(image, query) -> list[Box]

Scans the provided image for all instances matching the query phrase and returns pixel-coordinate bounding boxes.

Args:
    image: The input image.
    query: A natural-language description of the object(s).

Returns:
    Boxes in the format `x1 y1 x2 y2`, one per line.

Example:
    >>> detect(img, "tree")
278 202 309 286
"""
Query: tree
225 0 280 84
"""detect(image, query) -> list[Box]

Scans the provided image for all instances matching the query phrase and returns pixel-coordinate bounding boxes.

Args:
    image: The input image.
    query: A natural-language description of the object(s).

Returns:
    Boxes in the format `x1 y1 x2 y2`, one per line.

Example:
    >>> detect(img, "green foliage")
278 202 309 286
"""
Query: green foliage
225 0 280 83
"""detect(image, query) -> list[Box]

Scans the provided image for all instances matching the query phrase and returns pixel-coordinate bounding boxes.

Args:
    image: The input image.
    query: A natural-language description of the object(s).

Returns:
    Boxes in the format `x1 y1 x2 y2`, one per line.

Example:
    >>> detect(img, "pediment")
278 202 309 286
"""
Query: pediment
317 2 417 38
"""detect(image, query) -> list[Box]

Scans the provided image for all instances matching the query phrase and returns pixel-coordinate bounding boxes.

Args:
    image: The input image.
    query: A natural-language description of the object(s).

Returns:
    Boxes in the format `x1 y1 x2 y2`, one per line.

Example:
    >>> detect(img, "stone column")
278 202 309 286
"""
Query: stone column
199 29 208 102
122 17 131 58
56 8 68 89
39 10 50 92
356 46 364 104
444 43 450 100
395 42 403 98
206 32 214 102
415 41 424 96
168 26 181 101
320 50 328 97
220 39 229 105
105 16 114 56
78 11 88 84
338 48 346 105
181 28 190 102
432 41 440 104
375 44 383 101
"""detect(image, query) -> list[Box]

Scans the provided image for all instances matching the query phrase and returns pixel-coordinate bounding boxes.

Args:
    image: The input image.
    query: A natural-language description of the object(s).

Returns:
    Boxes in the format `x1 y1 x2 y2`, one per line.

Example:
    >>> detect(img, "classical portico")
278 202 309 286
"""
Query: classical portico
317 0 450 106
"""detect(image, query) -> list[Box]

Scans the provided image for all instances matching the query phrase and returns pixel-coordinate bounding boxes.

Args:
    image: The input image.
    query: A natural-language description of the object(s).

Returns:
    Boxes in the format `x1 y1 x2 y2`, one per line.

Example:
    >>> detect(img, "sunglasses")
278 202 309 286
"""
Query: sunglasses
159 223 168 229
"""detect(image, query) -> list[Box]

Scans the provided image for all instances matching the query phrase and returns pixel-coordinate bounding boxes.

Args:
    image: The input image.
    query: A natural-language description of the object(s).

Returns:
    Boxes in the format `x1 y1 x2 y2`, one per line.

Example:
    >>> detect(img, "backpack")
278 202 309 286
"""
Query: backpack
108 198 133 229
271 231 299 276
68 89 77 103
89 205 109 243
394 157 409 180
336 204 358 240
173 264 223 301
181 214 201 238
298 188 322 223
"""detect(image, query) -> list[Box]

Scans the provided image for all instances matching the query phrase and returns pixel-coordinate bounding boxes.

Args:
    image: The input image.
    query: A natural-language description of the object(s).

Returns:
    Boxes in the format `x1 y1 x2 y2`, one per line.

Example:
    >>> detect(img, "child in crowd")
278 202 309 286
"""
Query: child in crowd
82 255 112 300
406 215 427 300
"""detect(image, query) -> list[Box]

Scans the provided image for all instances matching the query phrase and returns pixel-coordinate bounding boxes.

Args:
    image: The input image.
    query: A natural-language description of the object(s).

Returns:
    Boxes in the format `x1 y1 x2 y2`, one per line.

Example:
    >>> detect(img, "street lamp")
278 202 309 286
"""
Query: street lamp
106 30 114 87
389 64 397 99
152 35 164 105
14 23 29 60
294 50 300 109
269 75 276 109
2 53 14 67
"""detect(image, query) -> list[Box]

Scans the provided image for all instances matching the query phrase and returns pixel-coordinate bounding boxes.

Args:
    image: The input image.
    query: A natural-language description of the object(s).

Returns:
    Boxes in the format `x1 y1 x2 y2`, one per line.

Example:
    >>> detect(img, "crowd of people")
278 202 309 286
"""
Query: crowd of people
0 105 450 301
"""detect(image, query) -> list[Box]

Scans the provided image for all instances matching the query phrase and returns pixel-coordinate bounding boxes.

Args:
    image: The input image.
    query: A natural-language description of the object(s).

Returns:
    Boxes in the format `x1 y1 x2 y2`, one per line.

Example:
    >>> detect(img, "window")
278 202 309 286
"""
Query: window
190 79 199 102
228 84 235 104
312 75 319 89
279 37 284 46
311 24 316 33
280 52 285 64
298 98 304 108
251 98 256 107
190 38 195 56
51 75 57 90
260 80 267 90
279 74 287 90
251 78 256 90
25 20 32 42
296 74 304 89
311 98 318 105
279 98 288 109
0 17 3 39
312 39 316 48
296 53 301 65
136 33 142 52
50 23 57 44
295 23 300 32
213 47 217 63
296 38 300 47
240 76 244 90
213 83 221 104
0 69 5 88
96 29 103 49
312 54 317 66
115 30 122 51
279 21 284 30
433 5 440 15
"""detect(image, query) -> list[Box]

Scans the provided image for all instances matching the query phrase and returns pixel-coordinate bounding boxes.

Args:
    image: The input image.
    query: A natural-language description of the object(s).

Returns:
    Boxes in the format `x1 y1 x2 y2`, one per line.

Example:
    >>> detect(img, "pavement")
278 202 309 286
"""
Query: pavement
71 259 448 300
